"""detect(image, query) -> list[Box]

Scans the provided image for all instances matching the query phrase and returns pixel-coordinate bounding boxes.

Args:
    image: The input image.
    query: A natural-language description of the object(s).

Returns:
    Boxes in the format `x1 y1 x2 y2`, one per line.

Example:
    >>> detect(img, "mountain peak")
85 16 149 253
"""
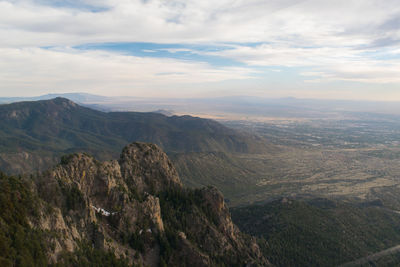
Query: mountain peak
47 97 78 109
25 143 269 266
52 97 76 104
119 142 182 194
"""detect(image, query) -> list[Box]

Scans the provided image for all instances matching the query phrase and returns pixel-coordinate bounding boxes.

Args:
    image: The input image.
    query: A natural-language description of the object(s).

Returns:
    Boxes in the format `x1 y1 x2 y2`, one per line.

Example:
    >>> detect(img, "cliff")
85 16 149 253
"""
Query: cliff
0 142 269 266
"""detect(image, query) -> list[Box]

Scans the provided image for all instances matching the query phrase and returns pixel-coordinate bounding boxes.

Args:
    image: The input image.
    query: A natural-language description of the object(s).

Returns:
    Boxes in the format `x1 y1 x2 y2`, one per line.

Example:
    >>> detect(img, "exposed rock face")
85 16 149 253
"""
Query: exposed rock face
27 142 269 266
120 142 182 194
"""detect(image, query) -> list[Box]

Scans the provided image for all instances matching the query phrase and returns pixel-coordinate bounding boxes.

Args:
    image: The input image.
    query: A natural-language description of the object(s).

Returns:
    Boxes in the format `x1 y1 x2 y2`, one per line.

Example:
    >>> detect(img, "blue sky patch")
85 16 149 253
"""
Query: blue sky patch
74 42 247 67
35 0 109 12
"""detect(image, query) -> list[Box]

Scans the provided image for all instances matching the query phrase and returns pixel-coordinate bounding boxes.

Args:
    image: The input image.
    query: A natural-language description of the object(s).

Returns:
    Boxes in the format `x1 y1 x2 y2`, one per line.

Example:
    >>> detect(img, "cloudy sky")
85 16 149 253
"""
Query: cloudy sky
1 0 400 100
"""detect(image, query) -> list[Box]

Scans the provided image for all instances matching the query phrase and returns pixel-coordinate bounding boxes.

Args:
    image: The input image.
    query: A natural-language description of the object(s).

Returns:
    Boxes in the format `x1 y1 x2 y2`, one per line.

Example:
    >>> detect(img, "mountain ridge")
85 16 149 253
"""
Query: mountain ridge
0 142 269 266
0 97 266 175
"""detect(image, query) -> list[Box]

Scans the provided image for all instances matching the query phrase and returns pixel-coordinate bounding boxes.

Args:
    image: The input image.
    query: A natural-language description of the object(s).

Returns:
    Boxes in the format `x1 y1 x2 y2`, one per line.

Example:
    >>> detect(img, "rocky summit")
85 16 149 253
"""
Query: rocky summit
0 142 269 266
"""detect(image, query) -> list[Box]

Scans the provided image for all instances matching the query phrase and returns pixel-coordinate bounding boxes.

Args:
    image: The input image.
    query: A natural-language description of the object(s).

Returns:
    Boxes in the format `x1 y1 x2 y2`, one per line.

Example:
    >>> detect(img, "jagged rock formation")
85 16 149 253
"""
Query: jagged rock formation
1 142 269 266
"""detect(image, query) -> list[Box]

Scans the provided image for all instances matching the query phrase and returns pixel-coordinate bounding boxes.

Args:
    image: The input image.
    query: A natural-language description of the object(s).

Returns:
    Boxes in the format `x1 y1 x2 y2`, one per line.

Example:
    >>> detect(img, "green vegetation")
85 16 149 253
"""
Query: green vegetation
157 187 254 266
60 182 85 212
0 98 262 171
56 242 132 267
231 198 400 266
157 187 207 264
0 172 47 267
0 164 260 266
0 172 136 267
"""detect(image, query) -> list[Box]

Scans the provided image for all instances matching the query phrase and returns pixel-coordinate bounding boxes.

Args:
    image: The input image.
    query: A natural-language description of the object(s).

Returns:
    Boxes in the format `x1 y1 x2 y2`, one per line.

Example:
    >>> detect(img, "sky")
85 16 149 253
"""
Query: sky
1 0 400 100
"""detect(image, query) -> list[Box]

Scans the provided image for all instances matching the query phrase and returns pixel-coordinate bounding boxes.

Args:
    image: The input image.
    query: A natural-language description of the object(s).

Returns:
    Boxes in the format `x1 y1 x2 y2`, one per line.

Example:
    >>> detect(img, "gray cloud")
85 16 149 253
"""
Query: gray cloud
368 37 400 49
379 14 400 31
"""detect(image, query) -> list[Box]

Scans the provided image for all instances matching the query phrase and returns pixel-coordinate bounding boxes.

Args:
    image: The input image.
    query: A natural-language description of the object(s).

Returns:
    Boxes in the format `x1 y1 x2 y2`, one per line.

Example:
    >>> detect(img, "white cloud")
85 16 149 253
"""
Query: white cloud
185 42 400 84
0 47 256 97
1 0 400 96
159 48 194 54
1 0 399 47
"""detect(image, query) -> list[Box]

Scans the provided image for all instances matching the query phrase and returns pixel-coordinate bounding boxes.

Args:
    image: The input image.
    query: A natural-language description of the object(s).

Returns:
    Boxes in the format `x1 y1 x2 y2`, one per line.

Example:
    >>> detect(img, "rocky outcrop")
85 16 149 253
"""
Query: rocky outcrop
27 142 269 266
119 142 182 194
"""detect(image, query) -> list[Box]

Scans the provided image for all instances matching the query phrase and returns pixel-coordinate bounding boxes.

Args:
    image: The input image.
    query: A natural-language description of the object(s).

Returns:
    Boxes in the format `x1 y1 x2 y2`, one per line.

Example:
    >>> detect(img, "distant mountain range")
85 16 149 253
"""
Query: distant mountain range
0 93 112 104
3 93 400 117
0 97 266 180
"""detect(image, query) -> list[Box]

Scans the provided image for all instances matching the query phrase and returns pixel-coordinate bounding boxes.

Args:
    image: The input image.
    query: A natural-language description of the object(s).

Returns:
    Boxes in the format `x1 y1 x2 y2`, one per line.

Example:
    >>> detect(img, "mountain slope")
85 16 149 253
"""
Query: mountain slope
231 198 400 267
0 142 268 266
0 97 266 175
